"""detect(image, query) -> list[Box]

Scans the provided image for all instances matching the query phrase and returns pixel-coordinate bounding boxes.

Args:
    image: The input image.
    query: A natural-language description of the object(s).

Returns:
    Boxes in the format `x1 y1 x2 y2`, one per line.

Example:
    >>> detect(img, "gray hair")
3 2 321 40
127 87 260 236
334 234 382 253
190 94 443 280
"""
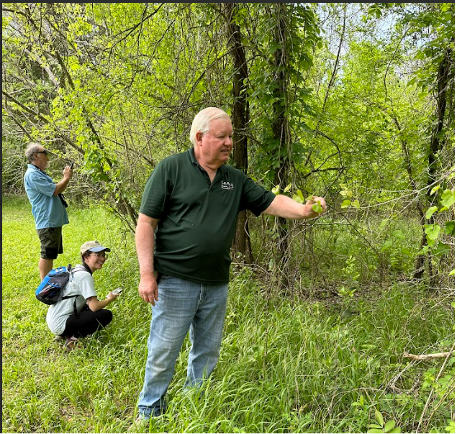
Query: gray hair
189 107 231 146
25 142 43 163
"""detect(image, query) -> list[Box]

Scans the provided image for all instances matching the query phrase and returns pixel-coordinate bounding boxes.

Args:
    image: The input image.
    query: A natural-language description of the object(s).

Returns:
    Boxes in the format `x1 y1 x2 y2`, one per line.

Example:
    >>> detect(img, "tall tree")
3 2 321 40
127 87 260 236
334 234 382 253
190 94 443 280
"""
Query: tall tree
247 3 320 290
270 3 293 287
369 3 455 278
224 3 253 264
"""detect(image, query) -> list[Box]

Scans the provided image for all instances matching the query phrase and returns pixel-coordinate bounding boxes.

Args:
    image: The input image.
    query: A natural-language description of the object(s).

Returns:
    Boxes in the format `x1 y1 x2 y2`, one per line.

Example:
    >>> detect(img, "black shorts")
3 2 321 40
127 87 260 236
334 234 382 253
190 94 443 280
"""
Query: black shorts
37 227 63 260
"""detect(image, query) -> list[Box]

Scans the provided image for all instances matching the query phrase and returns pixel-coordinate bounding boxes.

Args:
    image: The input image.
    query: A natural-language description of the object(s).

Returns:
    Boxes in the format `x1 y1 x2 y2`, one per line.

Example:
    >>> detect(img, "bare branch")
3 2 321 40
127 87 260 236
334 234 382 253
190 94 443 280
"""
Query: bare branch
404 351 455 361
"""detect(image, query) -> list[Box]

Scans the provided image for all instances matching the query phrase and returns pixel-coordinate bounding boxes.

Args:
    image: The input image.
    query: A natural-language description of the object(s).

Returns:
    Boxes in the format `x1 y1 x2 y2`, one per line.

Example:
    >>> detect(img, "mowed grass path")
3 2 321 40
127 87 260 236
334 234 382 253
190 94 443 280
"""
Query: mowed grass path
2 197 454 433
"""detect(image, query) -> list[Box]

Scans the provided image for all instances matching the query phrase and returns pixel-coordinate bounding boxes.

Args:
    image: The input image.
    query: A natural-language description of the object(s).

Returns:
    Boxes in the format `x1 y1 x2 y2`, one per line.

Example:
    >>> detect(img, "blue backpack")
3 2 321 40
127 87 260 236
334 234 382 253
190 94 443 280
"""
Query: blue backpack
35 264 80 305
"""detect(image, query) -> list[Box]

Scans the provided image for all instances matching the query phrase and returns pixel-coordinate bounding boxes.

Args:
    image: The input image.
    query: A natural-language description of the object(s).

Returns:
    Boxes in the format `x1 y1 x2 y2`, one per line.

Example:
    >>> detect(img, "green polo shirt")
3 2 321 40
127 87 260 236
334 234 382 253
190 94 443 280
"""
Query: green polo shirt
139 148 275 284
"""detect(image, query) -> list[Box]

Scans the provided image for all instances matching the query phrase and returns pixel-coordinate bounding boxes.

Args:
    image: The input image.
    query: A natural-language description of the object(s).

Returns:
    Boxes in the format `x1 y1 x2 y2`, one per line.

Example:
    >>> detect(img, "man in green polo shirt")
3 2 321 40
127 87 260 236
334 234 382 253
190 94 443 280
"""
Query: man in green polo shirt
134 107 327 421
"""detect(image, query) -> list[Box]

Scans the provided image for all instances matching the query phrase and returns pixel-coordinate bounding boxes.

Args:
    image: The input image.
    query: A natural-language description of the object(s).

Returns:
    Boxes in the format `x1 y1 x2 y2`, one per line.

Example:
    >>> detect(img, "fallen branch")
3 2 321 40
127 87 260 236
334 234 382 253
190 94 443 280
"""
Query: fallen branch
404 351 455 361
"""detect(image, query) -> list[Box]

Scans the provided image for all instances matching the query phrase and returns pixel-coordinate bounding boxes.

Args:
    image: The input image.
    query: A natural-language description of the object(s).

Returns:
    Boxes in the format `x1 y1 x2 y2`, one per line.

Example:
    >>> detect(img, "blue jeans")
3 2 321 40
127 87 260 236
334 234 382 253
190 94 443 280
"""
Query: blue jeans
137 274 228 419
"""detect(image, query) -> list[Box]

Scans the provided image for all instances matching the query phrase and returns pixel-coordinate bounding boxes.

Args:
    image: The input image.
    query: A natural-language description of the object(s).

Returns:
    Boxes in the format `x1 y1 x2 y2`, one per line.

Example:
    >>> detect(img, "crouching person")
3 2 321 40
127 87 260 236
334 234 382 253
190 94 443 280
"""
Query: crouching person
46 240 120 351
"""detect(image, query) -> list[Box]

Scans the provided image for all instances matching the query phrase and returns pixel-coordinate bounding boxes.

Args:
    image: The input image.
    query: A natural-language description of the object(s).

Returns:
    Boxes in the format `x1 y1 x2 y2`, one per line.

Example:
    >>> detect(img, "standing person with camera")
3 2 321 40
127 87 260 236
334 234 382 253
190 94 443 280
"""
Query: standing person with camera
24 142 73 280
133 107 327 423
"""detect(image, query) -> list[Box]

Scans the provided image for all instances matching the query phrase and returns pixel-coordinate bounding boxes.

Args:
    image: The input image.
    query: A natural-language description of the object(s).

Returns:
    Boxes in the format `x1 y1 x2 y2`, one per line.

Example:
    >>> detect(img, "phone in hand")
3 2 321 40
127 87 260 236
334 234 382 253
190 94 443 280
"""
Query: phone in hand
112 288 122 295
70 162 74 169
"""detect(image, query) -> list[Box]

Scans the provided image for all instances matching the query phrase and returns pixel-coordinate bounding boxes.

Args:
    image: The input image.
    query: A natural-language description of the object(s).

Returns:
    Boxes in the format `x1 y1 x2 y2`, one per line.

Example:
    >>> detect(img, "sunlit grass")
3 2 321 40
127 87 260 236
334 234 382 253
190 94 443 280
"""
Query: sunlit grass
2 197 454 433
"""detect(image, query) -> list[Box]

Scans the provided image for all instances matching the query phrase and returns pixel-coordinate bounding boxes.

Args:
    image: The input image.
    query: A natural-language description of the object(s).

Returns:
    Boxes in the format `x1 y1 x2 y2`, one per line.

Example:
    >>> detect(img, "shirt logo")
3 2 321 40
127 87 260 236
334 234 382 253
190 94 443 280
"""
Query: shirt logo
221 181 234 190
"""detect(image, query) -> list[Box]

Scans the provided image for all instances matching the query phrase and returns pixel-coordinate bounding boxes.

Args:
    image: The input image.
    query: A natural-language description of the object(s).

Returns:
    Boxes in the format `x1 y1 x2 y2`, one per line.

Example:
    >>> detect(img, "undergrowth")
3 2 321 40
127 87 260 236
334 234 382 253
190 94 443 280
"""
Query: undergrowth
2 196 454 433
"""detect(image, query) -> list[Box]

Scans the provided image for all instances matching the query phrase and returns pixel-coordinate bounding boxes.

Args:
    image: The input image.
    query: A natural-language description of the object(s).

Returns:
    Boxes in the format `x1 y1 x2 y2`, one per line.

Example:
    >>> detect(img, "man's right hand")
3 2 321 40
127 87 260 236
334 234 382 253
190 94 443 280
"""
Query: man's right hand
138 274 159 305
63 165 73 179
135 214 160 305
54 166 73 195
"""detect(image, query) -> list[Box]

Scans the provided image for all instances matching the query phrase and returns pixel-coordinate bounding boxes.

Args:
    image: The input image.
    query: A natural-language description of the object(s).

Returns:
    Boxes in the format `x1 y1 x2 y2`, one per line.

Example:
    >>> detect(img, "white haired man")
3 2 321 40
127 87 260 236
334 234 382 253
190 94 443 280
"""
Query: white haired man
134 107 327 421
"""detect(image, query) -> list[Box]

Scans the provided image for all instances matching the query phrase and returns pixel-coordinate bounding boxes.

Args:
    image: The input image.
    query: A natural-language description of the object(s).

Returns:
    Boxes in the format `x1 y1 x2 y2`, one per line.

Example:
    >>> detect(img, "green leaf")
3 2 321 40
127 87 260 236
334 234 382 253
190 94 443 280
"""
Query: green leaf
427 238 436 248
341 199 351 209
381 240 393 251
312 201 323 213
384 420 396 432
430 185 440 195
375 410 384 427
434 242 451 257
351 199 360 209
367 430 384 433
444 221 455 235
293 190 304 204
272 185 280 195
296 190 304 201
390 428 401 433
441 189 455 208
293 195 303 204
449 269 455 276
283 183 292 193
425 206 438 219
424 224 441 241
445 420 455 432
419 245 430 255
340 189 352 198
393 230 405 240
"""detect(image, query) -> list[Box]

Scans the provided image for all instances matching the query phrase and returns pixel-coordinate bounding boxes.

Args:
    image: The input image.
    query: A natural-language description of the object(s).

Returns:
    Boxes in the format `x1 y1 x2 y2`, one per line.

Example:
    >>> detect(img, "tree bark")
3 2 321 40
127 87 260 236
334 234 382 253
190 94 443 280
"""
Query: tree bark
225 3 253 264
271 3 292 289
415 46 453 279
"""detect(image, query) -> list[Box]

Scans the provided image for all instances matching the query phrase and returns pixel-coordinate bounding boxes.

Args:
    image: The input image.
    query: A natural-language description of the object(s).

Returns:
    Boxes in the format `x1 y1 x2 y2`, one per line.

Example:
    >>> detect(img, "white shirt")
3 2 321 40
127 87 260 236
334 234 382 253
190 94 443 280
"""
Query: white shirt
46 265 97 335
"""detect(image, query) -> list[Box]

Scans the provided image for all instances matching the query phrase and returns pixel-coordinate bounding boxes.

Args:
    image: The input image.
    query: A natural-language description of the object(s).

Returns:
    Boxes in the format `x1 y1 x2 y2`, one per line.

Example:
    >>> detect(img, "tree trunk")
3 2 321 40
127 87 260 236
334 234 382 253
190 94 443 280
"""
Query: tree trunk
414 46 453 279
271 3 292 290
225 3 253 264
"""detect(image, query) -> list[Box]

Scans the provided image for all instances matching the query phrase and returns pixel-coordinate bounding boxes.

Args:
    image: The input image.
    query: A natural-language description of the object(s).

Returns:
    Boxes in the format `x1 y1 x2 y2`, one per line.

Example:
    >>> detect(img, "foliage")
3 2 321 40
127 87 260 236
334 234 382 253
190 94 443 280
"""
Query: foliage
2 3 454 285
2 3 232 229
367 409 401 433
2 198 454 433
2 5 455 432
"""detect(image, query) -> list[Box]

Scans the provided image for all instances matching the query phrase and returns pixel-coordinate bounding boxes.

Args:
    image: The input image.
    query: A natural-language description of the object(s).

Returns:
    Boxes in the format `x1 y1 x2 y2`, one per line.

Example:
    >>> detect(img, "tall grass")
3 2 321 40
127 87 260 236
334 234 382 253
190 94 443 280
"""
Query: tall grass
2 197 454 433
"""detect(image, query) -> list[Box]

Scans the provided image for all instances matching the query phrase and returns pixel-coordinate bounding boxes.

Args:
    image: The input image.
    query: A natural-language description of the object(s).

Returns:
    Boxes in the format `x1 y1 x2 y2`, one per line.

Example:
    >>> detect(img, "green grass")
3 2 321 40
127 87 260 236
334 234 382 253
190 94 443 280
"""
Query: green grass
2 196 454 433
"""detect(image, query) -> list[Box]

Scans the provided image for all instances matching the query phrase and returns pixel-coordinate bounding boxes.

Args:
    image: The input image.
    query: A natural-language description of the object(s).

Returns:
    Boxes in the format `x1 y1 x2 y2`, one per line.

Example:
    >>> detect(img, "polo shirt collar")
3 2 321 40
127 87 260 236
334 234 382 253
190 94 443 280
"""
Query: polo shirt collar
28 163 41 171
188 147 199 166
28 163 51 178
